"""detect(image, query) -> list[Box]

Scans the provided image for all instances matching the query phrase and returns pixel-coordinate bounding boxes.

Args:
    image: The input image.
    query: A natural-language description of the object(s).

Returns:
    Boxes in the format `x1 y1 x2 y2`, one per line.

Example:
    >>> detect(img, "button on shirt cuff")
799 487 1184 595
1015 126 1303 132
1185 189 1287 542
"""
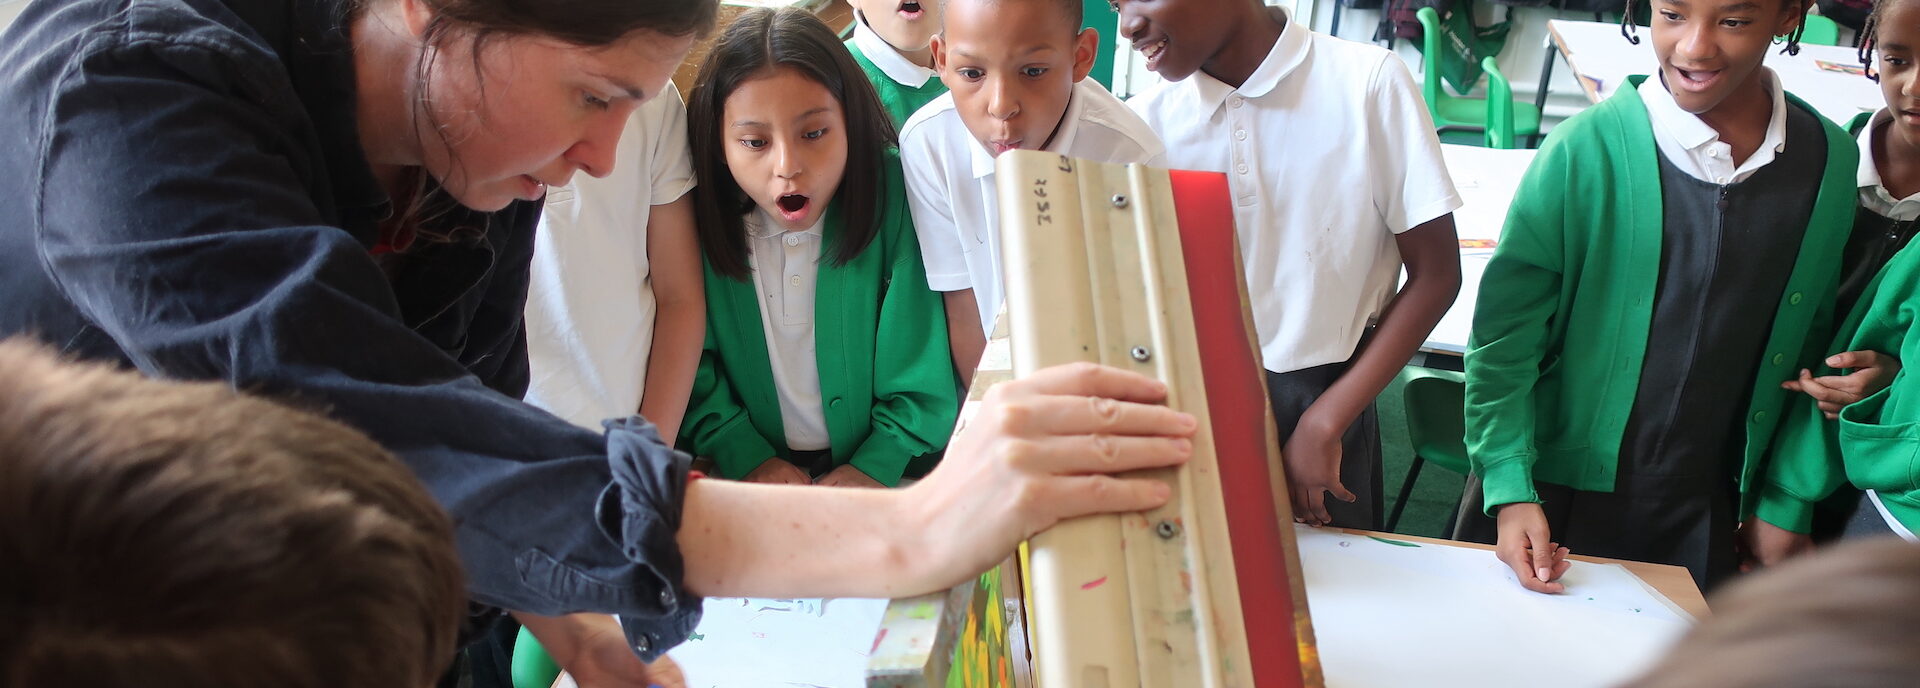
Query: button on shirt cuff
602 416 704 659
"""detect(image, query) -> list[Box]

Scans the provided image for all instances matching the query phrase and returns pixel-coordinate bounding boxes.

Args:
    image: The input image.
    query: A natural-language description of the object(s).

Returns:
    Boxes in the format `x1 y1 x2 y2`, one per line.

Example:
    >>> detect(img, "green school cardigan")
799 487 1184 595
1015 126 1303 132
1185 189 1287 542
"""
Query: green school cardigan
678 152 958 486
846 38 948 127
1464 75 1859 516
1759 128 1920 533
1759 245 1920 534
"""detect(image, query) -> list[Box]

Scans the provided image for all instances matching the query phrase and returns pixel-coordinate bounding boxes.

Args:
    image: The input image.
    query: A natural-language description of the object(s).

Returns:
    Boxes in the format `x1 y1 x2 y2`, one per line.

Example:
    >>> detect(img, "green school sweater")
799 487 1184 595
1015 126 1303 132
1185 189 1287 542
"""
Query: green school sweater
1758 116 1920 533
1464 76 1859 516
678 152 958 486
847 38 947 127
1757 245 1920 533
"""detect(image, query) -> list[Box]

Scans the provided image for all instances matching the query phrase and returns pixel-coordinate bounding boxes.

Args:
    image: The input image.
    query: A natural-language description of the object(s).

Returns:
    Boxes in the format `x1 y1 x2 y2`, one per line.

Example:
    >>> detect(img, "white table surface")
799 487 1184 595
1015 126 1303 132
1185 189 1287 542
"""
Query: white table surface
1548 18 1883 127
1423 144 1537 355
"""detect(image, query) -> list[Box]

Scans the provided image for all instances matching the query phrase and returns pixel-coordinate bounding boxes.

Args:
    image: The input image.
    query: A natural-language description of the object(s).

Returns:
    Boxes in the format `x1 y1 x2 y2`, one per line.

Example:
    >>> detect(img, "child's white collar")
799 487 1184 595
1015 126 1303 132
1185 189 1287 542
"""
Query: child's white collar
851 11 936 88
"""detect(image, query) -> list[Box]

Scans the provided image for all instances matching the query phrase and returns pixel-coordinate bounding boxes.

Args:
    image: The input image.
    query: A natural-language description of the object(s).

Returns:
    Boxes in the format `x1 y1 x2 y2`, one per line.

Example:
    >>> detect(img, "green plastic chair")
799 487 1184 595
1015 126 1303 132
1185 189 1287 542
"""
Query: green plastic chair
1385 366 1471 533
1802 14 1840 46
1482 57 1518 149
1416 7 1541 143
512 627 562 688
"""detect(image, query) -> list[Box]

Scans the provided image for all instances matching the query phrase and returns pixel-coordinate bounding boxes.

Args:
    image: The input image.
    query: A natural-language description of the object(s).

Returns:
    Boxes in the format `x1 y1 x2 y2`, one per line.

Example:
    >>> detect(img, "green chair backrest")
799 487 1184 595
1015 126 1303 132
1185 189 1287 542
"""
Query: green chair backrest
1802 14 1840 47
1401 367 1471 476
1483 56 1516 149
1417 7 1446 121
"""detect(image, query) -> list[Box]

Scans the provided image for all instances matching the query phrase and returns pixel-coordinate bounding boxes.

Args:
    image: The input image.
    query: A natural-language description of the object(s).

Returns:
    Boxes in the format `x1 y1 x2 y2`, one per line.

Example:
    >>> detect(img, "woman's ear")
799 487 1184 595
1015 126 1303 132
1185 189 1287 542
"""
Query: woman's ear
398 0 437 39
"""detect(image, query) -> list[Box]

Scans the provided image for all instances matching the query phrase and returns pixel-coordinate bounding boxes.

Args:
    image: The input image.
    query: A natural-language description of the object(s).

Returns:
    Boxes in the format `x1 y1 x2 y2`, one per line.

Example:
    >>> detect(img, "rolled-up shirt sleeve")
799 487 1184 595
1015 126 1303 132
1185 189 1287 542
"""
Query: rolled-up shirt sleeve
24 27 700 657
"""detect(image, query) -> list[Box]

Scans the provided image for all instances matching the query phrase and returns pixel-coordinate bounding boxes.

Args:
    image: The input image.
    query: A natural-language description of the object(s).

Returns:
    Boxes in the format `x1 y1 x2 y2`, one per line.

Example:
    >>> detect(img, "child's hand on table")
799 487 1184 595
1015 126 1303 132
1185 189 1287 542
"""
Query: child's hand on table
1496 502 1572 594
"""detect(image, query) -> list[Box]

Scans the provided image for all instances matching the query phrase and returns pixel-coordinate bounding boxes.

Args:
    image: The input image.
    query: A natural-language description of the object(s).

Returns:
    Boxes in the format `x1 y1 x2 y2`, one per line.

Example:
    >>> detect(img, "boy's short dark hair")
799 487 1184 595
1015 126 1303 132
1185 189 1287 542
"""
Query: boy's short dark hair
963 0 1083 36
0 339 465 688
1620 538 1920 688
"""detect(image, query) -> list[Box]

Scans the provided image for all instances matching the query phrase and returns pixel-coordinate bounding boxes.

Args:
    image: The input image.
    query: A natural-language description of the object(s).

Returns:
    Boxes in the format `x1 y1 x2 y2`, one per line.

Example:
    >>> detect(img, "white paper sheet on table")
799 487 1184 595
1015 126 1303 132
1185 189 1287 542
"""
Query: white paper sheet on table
1296 525 1693 688
1422 144 1536 354
554 597 889 688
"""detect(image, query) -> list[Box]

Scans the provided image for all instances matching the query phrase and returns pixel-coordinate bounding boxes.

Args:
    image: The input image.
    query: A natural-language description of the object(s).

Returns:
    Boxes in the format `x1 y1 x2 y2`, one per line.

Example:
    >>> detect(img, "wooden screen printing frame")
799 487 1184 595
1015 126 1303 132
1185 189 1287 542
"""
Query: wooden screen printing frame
995 150 1322 688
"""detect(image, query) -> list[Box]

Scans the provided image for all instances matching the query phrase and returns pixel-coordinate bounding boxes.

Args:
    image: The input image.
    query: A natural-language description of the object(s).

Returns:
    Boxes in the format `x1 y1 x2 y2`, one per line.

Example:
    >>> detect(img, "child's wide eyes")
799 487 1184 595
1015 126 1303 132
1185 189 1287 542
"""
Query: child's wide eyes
957 67 985 80
739 138 767 150
1023 66 1049 78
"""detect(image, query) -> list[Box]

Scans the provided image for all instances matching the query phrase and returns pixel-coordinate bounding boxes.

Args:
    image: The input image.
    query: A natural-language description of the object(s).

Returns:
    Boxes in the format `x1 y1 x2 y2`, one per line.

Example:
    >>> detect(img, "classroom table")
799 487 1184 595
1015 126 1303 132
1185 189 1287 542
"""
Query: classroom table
552 525 1706 688
1423 143 1538 356
1303 526 1707 688
1531 18 1884 146
1333 527 1709 618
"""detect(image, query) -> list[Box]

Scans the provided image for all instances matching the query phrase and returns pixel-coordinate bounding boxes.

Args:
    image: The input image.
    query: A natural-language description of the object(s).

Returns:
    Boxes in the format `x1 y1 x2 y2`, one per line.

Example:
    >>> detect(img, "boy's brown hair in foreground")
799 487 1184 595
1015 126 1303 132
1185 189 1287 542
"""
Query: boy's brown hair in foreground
1621 538 1920 688
0 339 465 688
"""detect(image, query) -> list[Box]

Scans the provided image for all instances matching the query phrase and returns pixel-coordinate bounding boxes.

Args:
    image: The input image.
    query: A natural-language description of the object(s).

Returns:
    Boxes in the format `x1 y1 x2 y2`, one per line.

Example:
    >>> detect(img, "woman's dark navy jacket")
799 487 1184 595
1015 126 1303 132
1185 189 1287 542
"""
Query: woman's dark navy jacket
0 0 699 658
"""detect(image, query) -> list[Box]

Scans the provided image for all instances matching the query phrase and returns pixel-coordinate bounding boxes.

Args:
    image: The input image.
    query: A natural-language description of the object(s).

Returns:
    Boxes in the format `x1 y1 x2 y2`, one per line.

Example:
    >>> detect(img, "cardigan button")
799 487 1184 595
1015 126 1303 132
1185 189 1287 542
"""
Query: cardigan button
830 397 843 409
1772 353 1785 366
1753 411 1767 423
1789 292 1803 306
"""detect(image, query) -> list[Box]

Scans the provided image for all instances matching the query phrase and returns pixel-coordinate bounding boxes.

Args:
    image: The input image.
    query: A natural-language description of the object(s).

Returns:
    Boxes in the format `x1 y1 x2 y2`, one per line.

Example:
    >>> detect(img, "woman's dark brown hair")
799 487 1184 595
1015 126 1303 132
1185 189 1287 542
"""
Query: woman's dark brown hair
0 338 466 688
686 7 899 280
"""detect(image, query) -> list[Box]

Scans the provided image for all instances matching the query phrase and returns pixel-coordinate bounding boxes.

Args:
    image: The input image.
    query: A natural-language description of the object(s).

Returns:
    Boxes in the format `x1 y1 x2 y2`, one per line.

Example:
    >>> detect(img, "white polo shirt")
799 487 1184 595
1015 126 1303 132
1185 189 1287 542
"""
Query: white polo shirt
1128 7 1460 374
525 83 695 430
1639 68 1787 186
851 11 937 89
745 209 831 452
901 78 1167 333
1858 109 1920 221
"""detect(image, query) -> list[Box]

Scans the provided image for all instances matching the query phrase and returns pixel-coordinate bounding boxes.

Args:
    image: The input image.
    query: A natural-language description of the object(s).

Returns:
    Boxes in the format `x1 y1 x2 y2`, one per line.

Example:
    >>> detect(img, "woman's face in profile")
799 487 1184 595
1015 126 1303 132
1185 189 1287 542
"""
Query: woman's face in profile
413 28 694 211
